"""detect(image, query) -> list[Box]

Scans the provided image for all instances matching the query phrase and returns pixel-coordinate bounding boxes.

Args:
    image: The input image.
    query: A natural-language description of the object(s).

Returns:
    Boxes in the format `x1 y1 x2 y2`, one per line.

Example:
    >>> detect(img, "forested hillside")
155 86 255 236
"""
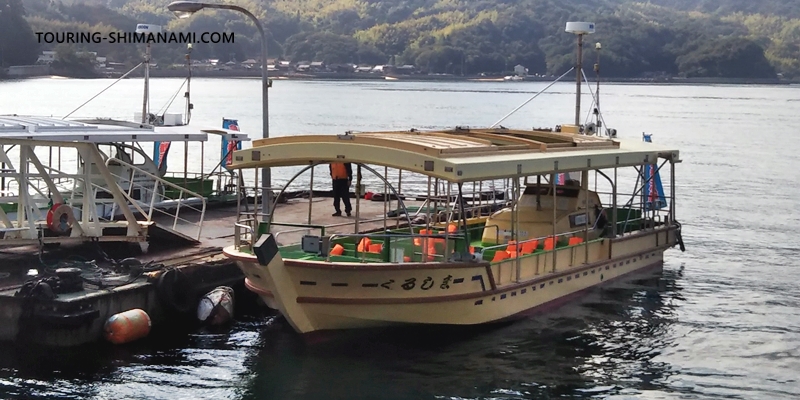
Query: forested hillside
5 0 800 78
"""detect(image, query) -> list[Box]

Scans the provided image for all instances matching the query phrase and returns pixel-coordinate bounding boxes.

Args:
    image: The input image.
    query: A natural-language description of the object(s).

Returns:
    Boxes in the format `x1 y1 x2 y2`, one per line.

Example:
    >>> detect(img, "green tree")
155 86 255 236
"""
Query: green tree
676 37 776 78
0 0 38 66
50 43 98 77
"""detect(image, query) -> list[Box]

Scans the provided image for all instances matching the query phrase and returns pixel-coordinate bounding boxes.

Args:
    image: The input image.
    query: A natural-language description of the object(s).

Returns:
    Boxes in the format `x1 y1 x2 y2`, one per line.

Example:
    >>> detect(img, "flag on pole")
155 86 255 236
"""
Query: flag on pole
153 141 171 174
642 133 667 210
221 118 242 171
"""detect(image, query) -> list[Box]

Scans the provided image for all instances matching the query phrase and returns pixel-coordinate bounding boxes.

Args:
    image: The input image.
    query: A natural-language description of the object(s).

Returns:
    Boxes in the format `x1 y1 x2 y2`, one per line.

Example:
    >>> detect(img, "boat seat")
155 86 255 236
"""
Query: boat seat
543 237 556 251
521 240 538 254
505 240 522 253
568 237 584 246
491 250 510 262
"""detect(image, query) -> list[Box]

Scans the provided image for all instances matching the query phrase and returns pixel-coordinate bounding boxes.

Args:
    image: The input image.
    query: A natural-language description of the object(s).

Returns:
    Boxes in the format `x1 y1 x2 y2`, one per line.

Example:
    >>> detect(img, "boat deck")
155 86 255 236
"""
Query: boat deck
0 196 427 288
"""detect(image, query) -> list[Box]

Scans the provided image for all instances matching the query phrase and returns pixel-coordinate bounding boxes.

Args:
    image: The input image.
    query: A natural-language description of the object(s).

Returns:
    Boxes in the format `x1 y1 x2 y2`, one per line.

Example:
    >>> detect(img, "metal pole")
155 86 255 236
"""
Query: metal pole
670 159 676 223
355 164 361 234
575 34 583 126
142 43 150 124
185 44 192 125
383 166 388 233
396 169 402 230
536 175 541 210
595 42 601 127
582 168 589 264
612 165 618 237
514 177 521 282
249 10 272 218
552 171 557 273
200 141 204 195
183 141 188 188
307 166 314 226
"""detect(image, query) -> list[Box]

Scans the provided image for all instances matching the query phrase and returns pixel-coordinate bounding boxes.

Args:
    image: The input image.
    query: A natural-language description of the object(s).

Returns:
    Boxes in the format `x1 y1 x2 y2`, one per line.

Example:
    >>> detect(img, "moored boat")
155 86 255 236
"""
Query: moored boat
223 21 685 335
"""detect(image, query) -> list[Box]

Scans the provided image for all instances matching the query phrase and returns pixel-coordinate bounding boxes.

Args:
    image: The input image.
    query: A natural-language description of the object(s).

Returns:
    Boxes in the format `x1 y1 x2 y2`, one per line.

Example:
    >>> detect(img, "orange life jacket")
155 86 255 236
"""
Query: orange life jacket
330 163 348 179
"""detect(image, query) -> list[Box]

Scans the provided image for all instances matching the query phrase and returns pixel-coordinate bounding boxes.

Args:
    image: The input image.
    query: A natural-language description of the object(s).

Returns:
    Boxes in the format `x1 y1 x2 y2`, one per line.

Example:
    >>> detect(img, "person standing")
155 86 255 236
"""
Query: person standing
329 162 353 216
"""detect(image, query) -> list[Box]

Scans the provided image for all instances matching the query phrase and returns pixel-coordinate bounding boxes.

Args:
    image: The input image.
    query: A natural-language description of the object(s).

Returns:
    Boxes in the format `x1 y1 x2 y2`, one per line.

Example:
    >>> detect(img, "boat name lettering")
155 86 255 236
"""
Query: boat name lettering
402 278 416 290
440 275 453 289
369 276 458 291
420 277 434 290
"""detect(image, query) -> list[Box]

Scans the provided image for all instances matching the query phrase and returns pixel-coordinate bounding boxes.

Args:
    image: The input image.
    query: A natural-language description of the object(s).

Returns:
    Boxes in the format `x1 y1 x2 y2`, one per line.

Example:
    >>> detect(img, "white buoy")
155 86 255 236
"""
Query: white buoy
197 286 235 325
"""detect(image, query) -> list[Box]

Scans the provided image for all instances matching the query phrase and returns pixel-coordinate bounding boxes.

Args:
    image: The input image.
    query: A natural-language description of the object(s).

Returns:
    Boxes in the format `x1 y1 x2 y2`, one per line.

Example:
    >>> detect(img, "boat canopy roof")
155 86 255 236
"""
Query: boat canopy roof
230 127 680 182
0 116 250 143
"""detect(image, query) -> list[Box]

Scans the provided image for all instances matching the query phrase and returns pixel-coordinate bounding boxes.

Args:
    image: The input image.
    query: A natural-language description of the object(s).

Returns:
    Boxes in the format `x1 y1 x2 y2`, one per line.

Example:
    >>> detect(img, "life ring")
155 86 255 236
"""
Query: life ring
46 203 74 235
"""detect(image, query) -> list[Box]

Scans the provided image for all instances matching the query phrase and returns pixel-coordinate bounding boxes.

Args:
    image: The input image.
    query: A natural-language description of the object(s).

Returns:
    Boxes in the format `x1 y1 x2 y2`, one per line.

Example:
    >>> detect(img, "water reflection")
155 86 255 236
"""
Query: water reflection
239 265 685 399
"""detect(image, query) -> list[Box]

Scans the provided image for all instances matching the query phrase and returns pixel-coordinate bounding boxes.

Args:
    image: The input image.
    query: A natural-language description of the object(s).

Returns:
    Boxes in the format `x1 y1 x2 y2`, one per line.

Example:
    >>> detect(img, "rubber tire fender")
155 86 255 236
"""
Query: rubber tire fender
156 268 194 314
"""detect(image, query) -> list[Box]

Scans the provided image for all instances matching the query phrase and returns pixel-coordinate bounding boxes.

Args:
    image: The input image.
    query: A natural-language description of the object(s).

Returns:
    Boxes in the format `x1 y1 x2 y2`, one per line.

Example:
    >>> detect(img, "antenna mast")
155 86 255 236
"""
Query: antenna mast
565 22 595 128
595 42 601 129
135 23 162 124
185 43 193 125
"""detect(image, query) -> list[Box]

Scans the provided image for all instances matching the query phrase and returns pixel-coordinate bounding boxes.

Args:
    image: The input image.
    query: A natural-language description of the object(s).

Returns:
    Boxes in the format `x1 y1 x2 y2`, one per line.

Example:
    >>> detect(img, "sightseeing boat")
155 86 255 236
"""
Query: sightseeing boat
223 125 683 334
222 22 685 334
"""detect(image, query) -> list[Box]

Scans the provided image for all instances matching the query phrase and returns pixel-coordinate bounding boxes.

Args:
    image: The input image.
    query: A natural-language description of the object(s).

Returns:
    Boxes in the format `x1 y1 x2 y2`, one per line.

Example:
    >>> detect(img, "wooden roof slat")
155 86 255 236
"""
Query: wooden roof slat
231 127 679 182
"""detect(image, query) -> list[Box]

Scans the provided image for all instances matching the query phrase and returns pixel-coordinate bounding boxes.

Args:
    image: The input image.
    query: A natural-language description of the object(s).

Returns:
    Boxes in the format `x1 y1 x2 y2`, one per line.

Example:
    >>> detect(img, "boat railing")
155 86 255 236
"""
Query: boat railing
410 193 512 220
163 169 240 196
479 227 600 283
104 157 207 240
234 221 254 250
270 217 390 242
591 189 674 235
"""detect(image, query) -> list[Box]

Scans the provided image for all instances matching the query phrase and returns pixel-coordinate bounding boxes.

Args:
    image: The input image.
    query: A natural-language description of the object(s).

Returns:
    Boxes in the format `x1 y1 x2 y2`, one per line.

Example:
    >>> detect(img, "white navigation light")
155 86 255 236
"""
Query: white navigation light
565 22 595 35
135 24 162 34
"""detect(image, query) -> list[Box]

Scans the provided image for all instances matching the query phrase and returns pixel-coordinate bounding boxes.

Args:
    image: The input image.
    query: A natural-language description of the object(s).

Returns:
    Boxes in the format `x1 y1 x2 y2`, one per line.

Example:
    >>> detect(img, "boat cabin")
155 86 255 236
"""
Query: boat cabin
227 126 679 267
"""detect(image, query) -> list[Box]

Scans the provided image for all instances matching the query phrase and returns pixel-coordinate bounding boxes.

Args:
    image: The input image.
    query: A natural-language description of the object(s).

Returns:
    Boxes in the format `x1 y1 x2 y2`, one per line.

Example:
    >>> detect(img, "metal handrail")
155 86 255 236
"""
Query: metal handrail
104 157 208 240
234 222 254 250
267 216 392 242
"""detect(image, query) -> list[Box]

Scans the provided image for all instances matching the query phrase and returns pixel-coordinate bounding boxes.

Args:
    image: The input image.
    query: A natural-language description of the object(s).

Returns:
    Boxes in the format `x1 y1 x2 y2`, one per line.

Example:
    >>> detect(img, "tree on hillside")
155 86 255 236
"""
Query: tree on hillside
676 37 776 78
50 43 98 78
0 0 39 66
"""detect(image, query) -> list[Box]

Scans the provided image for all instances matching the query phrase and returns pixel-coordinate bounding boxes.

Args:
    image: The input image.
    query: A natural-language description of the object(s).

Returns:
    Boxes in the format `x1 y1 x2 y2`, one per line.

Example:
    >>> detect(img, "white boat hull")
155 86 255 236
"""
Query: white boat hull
224 226 678 334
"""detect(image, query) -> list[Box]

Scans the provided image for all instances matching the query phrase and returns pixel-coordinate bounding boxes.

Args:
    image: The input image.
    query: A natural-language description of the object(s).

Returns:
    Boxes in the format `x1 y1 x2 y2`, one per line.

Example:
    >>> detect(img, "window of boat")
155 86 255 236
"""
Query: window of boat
569 212 589 227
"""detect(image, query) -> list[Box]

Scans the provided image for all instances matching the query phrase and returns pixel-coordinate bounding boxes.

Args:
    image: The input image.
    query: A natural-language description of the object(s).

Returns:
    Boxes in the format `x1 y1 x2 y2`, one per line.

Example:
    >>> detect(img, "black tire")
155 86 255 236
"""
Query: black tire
156 268 194 314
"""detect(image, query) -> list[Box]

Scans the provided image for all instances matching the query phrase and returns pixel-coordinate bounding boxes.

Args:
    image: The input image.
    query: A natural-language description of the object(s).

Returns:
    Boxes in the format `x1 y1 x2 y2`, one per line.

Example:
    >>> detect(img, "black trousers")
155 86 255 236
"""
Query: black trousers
332 179 352 213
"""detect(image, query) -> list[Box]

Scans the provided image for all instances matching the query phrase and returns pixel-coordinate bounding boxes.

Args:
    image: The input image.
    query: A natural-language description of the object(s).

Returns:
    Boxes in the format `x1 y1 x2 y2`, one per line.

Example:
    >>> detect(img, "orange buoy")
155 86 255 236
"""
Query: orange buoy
104 308 151 344
330 243 344 255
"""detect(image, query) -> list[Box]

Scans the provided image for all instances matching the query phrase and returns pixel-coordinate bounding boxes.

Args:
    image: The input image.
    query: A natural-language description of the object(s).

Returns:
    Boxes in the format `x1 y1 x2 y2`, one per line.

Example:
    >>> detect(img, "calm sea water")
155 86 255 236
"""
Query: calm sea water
1 77 799 399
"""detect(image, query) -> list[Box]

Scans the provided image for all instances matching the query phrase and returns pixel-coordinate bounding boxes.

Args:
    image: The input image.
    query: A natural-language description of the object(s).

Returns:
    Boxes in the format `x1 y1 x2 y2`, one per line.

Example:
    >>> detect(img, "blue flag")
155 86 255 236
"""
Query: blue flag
642 133 667 210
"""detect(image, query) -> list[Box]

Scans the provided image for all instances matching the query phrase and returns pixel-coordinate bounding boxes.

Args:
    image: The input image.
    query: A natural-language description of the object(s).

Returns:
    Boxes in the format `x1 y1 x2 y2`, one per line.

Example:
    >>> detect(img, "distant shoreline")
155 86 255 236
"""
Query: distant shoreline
3 68 797 85
140 70 800 85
